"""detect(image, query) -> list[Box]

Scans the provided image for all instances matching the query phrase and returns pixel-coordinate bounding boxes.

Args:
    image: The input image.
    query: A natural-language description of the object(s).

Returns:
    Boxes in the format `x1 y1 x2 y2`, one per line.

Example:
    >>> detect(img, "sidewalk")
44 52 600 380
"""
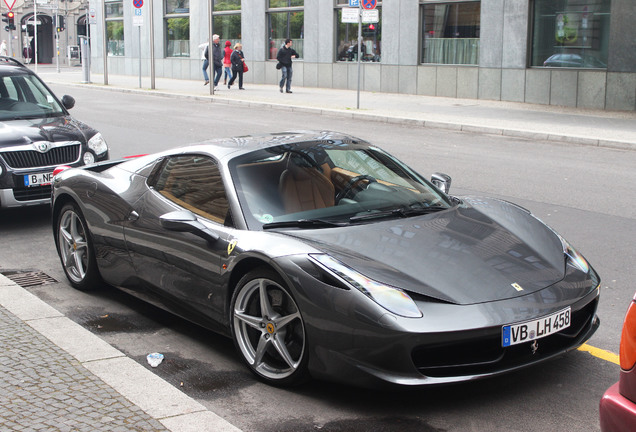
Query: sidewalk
0 273 242 432
34 64 636 151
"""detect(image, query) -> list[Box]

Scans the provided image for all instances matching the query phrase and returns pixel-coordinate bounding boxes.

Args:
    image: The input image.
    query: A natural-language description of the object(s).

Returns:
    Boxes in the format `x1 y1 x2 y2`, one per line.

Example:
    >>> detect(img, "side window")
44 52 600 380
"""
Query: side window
153 155 231 226
1 76 18 100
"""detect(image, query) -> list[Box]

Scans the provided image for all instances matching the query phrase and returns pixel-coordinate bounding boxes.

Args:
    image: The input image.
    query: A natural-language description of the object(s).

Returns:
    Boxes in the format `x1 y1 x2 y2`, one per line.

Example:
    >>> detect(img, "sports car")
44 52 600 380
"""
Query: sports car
51 131 600 388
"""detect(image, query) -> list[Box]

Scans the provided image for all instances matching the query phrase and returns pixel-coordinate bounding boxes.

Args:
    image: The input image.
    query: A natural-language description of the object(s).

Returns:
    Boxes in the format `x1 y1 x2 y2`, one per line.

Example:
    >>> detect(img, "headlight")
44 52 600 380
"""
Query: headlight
0 163 3 176
310 254 422 318
83 151 95 164
528 213 590 274
558 234 589 274
87 133 108 155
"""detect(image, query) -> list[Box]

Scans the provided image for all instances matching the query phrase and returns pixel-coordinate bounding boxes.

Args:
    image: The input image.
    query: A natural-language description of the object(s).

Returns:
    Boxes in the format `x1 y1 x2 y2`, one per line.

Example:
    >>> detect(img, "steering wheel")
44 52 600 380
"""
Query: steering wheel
336 175 377 202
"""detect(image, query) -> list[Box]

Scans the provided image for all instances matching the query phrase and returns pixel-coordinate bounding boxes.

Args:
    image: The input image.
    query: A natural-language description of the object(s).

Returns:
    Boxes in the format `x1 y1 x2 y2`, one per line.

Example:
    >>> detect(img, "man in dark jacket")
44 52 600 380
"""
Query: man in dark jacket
212 34 224 90
276 39 298 94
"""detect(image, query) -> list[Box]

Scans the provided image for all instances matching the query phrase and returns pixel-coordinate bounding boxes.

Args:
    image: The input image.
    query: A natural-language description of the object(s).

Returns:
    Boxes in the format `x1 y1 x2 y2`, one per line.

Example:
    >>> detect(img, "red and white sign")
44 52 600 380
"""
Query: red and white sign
3 0 16 10
362 0 377 10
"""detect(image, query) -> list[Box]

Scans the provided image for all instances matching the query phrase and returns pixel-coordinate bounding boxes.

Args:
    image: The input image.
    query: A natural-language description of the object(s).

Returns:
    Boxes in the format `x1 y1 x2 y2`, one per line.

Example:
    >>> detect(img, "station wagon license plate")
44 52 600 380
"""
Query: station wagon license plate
23 172 53 187
502 307 571 347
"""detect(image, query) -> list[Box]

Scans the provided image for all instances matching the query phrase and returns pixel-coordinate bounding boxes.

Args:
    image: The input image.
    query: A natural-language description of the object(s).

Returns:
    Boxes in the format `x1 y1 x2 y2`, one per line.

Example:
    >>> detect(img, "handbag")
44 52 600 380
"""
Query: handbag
276 62 282 70
243 62 248 73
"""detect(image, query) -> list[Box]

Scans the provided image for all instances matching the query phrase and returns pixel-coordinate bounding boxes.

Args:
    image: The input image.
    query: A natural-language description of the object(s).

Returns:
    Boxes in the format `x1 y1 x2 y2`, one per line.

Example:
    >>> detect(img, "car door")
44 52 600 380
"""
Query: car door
123 154 235 329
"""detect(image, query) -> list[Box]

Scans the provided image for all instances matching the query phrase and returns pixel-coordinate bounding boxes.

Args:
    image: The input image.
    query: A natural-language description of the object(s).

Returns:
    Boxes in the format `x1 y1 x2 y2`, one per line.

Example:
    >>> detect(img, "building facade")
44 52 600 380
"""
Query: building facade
17 0 636 111
0 0 89 66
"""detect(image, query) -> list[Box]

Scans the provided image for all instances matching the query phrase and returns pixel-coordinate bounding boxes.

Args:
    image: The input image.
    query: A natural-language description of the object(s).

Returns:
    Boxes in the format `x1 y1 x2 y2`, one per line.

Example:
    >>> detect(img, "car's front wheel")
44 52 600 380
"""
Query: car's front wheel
56 203 100 290
231 268 309 386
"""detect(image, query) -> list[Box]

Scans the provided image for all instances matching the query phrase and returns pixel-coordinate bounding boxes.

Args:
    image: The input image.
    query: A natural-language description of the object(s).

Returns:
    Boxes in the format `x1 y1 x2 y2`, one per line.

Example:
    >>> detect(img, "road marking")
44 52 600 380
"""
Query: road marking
578 343 620 365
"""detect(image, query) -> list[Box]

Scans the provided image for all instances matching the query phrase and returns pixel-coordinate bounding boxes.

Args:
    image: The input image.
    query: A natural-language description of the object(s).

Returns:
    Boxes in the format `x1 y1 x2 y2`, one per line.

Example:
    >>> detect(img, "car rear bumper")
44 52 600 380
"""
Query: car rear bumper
600 382 636 432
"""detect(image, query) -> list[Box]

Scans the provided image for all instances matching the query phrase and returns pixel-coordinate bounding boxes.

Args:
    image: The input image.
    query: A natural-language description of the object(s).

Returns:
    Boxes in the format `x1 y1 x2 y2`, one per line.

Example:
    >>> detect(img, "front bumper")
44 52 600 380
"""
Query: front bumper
0 187 51 208
280 255 601 388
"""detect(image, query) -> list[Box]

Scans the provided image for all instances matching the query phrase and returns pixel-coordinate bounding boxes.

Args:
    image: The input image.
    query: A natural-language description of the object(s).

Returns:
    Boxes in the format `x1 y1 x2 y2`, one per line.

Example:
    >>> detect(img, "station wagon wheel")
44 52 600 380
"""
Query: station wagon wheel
231 268 309 386
56 203 100 290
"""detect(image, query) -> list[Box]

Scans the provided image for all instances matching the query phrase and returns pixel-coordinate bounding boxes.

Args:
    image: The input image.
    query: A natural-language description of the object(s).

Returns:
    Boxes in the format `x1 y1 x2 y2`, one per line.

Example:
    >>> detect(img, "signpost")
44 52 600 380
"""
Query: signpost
133 0 143 88
341 0 379 109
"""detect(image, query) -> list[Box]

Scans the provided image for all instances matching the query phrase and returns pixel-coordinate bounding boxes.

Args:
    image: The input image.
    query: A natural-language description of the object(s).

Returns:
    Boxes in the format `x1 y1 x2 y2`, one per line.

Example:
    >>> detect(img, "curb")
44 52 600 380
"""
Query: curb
0 273 243 432
48 80 636 152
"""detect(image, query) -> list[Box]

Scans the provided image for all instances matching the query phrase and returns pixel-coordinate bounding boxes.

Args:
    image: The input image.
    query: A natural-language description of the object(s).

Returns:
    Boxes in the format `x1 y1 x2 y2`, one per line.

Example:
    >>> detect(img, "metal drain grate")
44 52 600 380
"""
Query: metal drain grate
1 271 58 288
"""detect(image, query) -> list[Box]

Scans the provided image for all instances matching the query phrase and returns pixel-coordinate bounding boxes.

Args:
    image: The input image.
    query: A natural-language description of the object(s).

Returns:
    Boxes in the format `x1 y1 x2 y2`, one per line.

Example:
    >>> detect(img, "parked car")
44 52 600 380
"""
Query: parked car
543 53 606 68
0 56 108 209
600 292 636 431
51 131 600 388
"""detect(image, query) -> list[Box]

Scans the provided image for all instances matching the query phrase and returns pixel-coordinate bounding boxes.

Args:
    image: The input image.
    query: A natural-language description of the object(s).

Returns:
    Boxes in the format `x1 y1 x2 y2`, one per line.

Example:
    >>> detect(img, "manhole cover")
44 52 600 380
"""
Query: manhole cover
1 270 58 287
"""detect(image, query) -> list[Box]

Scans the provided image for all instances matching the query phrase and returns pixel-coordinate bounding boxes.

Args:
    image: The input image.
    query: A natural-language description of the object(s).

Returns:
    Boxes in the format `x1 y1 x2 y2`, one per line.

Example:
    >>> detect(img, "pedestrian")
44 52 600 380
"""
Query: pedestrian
223 40 233 86
211 34 223 90
227 43 245 90
0 40 7 57
276 38 298 94
198 41 209 85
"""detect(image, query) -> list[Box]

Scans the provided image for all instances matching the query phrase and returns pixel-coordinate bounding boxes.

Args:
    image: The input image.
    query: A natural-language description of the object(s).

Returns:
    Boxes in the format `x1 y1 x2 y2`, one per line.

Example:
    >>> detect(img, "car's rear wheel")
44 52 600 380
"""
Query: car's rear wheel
231 268 309 386
56 203 100 290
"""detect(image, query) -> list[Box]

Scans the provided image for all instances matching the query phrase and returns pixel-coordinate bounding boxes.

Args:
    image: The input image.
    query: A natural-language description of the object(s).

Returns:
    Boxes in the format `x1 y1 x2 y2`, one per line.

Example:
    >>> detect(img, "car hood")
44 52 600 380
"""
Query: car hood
282 198 566 305
0 116 87 147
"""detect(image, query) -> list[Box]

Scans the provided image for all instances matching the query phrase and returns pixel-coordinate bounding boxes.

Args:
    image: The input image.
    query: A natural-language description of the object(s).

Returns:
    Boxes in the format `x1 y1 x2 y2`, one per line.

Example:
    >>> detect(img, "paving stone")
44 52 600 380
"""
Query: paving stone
0 305 168 432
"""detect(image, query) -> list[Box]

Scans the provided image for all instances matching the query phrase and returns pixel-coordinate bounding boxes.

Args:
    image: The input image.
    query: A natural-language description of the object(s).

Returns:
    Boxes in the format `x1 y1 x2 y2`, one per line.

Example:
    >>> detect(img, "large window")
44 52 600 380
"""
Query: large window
105 1 124 56
165 0 189 57
335 1 382 62
267 0 304 60
421 1 480 65
531 0 610 68
213 0 241 47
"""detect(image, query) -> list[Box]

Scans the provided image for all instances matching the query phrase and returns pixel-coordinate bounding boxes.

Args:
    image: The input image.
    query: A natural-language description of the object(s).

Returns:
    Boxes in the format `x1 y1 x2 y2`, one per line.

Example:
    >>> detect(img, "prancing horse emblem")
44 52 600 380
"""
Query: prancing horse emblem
227 239 238 256
530 340 539 355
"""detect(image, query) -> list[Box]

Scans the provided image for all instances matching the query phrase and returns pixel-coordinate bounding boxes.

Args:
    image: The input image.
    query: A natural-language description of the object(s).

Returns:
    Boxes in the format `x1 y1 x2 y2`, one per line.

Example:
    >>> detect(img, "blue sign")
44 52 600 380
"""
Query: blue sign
349 0 359 7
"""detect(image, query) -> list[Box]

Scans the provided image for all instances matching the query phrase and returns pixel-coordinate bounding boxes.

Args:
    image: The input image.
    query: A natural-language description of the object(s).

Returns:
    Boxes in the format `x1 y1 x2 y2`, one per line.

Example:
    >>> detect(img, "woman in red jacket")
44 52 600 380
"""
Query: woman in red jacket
223 40 233 86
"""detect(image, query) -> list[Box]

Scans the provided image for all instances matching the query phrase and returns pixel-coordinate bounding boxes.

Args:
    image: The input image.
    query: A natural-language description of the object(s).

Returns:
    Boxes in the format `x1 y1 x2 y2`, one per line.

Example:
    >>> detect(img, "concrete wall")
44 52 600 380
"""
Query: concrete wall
89 0 636 111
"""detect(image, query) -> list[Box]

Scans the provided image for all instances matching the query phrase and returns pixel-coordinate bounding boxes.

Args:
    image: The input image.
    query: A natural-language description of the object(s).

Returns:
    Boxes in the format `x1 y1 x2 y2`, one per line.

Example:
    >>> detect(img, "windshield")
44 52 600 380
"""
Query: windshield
229 140 451 230
0 72 66 120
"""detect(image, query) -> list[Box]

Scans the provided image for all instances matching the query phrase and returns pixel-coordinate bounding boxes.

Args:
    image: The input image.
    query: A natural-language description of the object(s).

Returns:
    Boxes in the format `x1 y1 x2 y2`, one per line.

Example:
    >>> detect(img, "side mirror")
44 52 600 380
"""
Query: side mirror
61 95 75 110
160 210 219 243
431 172 452 194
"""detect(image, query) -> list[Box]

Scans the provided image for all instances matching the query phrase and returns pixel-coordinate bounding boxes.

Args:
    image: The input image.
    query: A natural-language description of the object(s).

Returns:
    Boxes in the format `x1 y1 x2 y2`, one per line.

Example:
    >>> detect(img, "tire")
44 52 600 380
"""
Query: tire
55 203 101 290
231 268 309 386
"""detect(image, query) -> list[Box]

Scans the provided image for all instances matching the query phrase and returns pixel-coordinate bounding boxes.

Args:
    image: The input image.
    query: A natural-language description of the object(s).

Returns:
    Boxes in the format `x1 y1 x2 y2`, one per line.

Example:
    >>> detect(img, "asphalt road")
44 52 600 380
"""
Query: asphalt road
1 84 635 432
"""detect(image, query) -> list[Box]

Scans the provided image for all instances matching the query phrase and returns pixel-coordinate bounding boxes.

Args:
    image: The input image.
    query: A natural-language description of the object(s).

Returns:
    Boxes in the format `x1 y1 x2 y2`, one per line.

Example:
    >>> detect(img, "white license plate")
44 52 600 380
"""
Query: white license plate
502 307 571 347
24 172 53 187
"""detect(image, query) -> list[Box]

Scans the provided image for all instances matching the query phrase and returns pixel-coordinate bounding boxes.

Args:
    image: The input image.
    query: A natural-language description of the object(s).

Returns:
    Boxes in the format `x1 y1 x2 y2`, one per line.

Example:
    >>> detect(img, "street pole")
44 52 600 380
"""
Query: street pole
33 0 37 73
55 7 59 73
102 0 108 85
149 0 154 89
137 25 141 88
356 3 361 109
208 0 213 95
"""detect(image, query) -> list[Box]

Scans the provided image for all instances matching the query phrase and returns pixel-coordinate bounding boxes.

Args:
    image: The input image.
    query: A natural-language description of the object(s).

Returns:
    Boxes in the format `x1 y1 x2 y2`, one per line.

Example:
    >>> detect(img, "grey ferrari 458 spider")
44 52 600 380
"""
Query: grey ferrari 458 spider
51 131 600 388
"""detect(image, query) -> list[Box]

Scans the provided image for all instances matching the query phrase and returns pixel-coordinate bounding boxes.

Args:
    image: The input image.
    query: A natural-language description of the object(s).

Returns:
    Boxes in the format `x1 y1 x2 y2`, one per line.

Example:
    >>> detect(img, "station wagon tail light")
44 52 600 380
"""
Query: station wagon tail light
53 165 71 177
310 254 422 318
620 295 636 371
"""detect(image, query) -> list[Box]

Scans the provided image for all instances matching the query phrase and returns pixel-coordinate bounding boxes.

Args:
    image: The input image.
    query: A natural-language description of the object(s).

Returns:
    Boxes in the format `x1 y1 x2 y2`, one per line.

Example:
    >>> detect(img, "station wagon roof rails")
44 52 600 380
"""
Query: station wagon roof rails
0 56 27 68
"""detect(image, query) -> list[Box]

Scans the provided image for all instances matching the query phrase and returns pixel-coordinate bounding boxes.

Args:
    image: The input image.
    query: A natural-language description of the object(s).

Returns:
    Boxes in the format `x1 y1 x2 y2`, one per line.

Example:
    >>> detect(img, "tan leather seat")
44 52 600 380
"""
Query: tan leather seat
279 157 335 214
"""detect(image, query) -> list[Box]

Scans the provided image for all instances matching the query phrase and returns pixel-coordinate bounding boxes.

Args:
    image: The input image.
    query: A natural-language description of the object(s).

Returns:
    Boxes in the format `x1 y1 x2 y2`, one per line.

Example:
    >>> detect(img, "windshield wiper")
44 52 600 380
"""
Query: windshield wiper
262 219 348 230
349 205 447 223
